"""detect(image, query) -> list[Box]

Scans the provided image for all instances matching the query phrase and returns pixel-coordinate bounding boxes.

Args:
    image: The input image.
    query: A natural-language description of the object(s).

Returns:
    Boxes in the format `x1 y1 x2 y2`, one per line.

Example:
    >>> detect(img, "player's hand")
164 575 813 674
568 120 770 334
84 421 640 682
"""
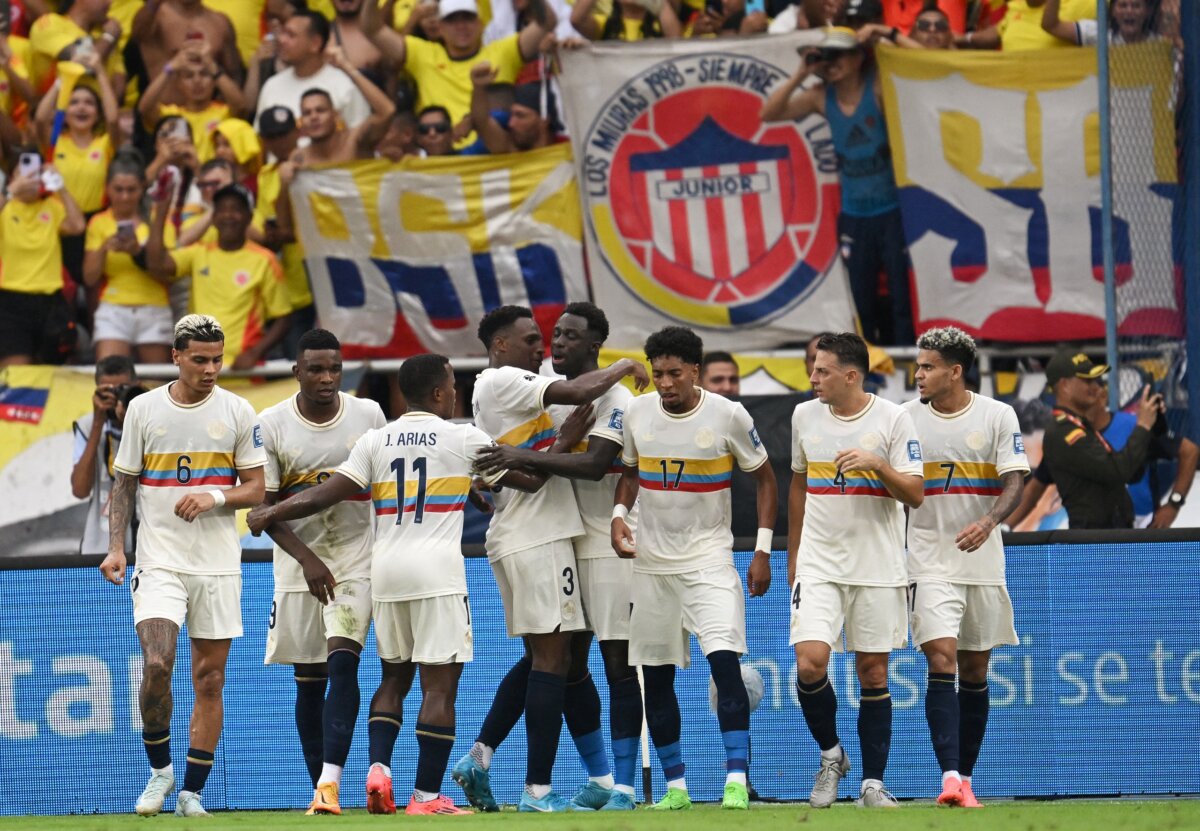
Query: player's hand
747 550 771 597
834 448 886 473
302 555 337 605
556 403 595 450
474 443 524 476
246 504 272 535
619 358 650 391
175 491 218 522
955 516 996 552
99 550 127 585
611 517 636 558
467 485 494 514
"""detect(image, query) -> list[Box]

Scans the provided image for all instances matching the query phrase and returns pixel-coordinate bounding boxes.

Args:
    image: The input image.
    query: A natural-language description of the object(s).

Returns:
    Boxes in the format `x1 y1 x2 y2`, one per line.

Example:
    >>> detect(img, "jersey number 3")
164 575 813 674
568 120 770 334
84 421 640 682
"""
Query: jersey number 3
391 456 428 524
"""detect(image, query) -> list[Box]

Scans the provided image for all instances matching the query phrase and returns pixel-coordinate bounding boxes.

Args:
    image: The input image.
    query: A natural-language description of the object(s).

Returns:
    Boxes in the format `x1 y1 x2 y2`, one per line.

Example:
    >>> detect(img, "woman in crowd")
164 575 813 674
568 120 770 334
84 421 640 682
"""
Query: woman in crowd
1042 0 1161 45
571 0 682 40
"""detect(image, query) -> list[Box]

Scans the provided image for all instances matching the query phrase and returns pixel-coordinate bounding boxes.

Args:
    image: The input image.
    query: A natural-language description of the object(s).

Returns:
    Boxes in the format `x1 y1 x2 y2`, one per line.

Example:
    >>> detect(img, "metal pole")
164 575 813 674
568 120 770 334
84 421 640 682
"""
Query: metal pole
1096 0 1120 412
1184 0 1200 444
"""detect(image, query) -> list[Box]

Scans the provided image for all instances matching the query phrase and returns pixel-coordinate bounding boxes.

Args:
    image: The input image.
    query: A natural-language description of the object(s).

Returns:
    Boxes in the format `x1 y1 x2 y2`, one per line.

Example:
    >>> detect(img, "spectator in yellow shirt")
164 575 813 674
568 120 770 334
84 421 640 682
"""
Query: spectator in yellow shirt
28 0 126 97
0 156 87 368
957 0 1096 50
83 151 179 364
0 5 37 135
147 181 292 369
571 0 683 40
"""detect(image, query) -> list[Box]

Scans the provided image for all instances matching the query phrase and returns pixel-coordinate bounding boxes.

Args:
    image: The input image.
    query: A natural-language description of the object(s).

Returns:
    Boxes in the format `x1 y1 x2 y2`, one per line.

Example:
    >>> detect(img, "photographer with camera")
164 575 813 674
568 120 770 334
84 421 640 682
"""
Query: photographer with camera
72 355 144 557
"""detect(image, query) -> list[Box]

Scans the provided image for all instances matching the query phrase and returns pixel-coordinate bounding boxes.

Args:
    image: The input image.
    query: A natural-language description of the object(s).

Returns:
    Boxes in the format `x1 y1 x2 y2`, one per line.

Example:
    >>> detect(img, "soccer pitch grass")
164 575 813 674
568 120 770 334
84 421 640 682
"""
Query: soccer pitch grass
0 801 1196 830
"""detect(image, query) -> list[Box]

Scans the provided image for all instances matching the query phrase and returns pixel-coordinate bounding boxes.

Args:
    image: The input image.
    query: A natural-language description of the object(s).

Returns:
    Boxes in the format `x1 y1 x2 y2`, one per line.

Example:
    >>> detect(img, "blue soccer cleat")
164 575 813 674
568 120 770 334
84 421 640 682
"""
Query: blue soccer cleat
519 790 590 812
571 781 614 810
600 790 637 810
451 754 499 812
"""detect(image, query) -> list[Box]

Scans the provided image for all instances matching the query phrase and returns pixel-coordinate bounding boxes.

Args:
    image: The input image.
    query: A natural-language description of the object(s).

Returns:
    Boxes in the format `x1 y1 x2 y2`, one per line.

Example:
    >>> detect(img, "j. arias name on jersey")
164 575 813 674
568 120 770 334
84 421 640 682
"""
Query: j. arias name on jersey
385 431 437 447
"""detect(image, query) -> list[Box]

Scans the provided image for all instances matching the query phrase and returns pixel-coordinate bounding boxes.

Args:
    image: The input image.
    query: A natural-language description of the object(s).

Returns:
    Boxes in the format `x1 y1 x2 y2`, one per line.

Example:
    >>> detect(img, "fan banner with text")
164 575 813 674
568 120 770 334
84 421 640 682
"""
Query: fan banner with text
877 43 1181 341
560 34 857 351
288 147 587 357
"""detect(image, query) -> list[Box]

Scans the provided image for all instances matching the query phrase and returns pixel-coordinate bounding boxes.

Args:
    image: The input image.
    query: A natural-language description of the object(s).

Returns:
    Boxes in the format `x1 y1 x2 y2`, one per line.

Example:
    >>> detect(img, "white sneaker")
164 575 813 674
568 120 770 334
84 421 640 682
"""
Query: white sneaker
134 769 175 816
175 790 210 817
809 748 850 808
857 783 899 808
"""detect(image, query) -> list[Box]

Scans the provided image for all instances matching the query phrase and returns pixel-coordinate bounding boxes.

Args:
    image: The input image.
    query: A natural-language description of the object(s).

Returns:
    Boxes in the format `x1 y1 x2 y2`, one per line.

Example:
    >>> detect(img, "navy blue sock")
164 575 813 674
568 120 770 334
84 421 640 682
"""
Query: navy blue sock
858 687 892 782
369 711 403 768
707 651 749 775
524 670 567 786
323 650 361 767
796 675 840 752
564 671 610 778
415 722 456 795
295 671 328 788
182 748 214 794
142 728 171 770
925 673 960 773
477 655 530 750
958 680 990 776
609 674 643 789
642 664 684 782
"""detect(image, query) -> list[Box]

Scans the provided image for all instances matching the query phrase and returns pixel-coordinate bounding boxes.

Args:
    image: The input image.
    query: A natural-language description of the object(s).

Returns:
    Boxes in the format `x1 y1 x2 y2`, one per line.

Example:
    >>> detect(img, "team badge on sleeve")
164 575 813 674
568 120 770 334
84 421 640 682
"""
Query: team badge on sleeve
907 440 923 461
253 425 264 448
609 409 624 431
1014 433 1025 454
749 427 762 449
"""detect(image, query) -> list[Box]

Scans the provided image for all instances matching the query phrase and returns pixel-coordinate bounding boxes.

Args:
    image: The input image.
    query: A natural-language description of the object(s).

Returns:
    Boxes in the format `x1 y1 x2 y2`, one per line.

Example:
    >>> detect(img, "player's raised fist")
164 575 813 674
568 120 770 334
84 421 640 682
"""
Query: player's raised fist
175 492 218 522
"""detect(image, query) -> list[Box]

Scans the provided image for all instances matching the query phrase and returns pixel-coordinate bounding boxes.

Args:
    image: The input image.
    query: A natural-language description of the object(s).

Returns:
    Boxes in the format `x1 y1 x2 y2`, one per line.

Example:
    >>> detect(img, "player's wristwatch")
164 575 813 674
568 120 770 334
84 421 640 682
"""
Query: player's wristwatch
1167 491 1186 508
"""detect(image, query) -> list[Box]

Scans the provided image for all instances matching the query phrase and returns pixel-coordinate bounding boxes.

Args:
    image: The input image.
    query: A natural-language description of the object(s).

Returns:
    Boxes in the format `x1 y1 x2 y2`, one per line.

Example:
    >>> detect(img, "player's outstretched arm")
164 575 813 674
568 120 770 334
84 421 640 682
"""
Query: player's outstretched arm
544 358 650 406
99 472 137 585
956 469 1024 553
476 435 621 483
494 469 549 493
747 461 778 597
259 492 338 604
246 472 362 533
786 472 806 588
611 464 638 558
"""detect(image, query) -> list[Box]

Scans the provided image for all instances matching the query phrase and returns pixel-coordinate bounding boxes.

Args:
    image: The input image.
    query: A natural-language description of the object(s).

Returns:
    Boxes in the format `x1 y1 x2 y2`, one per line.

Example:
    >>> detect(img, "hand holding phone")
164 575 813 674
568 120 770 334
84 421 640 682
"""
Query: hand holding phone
17 151 41 179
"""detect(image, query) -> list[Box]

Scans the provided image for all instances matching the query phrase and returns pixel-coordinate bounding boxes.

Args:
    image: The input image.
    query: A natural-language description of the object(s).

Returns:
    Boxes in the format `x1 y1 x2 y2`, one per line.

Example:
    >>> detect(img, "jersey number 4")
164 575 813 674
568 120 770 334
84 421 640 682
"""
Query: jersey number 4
391 456 428 524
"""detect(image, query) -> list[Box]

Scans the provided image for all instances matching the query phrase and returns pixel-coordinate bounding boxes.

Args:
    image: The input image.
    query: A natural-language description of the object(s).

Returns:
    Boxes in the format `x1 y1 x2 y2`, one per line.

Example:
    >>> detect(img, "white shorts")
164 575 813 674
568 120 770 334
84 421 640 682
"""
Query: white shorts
491 540 588 637
578 556 632 642
93 302 174 345
374 595 474 664
264 579 373 665
131 567 242 640
910 580 1019 651
629 563 746 669
789 580 908 653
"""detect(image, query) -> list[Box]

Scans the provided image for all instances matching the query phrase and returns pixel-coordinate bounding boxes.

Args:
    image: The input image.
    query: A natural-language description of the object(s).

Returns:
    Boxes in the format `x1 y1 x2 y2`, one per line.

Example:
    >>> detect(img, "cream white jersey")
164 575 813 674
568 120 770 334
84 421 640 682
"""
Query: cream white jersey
551 383 638 560
472 366 583 560
260 393 386 592
904 393 1030 586
338 411 502 602
622 389 768 575
791 394 922 587
114 383 266 576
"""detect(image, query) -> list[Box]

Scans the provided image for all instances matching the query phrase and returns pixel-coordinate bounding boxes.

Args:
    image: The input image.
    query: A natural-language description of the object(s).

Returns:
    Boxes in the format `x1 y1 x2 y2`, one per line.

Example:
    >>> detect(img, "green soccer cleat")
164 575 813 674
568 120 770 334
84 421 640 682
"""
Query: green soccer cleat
722 781 749 809
646 788 692 810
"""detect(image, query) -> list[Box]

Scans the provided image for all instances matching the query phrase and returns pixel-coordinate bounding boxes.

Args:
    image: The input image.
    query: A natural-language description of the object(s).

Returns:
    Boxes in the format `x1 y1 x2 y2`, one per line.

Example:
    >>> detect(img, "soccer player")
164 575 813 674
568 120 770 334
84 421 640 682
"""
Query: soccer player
905 327 1028 807
249 354 528 815
474 302 644 810
255 329 386 814
788 332 923 809
610 325 778 811
452 304 649 813
99 314 266 818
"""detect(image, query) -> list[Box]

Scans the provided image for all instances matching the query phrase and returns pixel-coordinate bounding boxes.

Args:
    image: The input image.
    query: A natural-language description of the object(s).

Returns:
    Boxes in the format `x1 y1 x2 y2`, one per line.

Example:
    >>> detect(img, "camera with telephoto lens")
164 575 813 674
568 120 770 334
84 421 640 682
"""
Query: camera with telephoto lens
106 384 149 422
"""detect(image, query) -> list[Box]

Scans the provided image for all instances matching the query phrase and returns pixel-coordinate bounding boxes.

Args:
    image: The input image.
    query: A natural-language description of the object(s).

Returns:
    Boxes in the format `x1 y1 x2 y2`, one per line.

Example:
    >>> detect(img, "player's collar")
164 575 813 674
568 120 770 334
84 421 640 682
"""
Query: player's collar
927 391 974 420
291 392 345 429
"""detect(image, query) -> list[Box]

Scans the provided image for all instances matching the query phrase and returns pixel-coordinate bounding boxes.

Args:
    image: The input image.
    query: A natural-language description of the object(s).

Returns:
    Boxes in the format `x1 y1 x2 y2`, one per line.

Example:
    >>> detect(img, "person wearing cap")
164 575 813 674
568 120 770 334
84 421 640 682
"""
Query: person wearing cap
255 10 371 130
147 178 292 370
761 26 913 347
1041 350 1163 529
468 62 560 153
362 0 555 149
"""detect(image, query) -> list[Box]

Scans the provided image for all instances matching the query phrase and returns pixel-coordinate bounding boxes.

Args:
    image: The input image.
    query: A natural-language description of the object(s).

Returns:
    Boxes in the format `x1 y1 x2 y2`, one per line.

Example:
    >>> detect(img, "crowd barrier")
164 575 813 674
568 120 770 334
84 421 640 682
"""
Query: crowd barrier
1 533 1198 815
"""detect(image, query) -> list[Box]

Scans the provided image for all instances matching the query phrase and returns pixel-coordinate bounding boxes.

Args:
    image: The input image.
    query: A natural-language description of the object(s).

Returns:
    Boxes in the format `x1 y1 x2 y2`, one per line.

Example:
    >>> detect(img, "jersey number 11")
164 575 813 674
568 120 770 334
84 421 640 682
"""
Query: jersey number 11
391 457 428 524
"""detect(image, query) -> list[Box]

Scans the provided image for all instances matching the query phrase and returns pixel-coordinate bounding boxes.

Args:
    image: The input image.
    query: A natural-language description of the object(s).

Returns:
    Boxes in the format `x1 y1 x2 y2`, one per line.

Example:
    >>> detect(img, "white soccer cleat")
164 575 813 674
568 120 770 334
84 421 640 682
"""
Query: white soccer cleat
174 790 210 817
809 747 850 808
857 783 899 808
134 769 175 816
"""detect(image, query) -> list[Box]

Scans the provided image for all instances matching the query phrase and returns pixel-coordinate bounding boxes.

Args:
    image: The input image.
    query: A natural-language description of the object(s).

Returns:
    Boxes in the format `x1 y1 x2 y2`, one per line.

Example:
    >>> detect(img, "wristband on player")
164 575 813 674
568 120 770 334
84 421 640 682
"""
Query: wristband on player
755 527 773 553
612 504 629 521
208 489 226 508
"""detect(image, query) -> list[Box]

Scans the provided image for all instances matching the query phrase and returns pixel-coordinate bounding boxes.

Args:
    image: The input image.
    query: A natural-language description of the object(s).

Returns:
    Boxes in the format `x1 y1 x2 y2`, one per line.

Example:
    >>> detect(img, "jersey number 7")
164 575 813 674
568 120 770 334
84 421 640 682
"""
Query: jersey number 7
391 457 428 524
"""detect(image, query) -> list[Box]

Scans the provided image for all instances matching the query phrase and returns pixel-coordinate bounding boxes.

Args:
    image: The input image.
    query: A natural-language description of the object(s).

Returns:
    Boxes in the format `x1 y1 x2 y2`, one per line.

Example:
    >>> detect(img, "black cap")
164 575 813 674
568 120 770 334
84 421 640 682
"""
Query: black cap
212 183 255 213
843 0 883 23
1045 350 1109 386
257 106 296 138
513 82 560 131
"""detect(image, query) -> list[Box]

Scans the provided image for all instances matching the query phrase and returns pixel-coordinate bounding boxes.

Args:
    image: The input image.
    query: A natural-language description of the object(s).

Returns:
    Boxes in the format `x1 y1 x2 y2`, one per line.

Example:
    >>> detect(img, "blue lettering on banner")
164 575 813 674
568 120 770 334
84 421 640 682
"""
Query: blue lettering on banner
907 439 922 461
1014 432 1026 455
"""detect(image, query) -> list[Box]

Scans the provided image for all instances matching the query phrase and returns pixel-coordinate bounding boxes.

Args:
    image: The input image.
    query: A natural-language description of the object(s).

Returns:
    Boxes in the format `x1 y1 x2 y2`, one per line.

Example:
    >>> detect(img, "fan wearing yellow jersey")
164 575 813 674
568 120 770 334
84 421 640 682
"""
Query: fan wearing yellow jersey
788 332 924 810
905 327 1028 809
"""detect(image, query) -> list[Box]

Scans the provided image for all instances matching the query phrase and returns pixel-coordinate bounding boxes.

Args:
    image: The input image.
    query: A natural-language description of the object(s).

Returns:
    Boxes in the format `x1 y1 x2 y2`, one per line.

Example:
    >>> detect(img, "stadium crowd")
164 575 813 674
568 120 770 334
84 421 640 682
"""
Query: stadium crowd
0 0 1186 368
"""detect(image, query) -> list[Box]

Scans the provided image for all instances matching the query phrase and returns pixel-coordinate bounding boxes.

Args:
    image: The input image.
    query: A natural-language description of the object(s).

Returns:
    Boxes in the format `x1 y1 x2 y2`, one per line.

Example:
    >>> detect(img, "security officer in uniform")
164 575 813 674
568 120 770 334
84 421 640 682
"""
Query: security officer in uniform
1041 350 1164 529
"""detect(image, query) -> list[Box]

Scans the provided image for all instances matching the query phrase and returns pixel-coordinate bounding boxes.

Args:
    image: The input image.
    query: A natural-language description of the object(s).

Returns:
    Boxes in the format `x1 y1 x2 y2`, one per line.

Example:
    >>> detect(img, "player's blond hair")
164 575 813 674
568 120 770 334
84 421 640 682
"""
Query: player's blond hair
173 314 224 350
917 326 977 370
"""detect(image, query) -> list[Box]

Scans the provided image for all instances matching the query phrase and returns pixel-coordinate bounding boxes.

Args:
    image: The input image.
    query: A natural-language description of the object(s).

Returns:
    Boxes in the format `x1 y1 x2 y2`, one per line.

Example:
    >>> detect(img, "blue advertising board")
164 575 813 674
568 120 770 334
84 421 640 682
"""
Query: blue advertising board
1 542 1198 815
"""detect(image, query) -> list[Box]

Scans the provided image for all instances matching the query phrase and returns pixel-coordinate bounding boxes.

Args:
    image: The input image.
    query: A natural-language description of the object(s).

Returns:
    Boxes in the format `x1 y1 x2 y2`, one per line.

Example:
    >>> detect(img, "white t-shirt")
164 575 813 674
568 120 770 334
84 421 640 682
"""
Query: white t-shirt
259 392 386 592
471 366 584 560
256 63 371 128
114 384 266 575
621 388 768 575
791 394 922 587
551 383 638 560
337 411 501 601
904 393 1030 586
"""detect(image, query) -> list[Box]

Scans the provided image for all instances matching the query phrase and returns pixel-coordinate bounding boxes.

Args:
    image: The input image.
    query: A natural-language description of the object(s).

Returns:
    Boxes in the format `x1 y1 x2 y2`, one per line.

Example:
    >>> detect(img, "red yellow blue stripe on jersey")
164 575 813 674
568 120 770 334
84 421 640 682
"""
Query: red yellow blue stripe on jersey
497 412 556 451
371 476 472 516
571 438 625 475
806 461 889 497
638 455 733 493
922 461 1002 496
139 452 235 488
280 471 370 502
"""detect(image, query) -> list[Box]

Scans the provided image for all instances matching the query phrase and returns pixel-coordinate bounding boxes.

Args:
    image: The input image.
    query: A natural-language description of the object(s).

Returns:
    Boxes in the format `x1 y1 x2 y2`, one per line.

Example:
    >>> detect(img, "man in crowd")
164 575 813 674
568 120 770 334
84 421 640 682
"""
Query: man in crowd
415 105 456 157
99 314 266 818
289 44 395 167
611 325 776 810
788 332 923 808
905 327 1027 808
469 65 559 154
328 0 394 90
129 0 242 92
701 350 741 398
252 329 386 815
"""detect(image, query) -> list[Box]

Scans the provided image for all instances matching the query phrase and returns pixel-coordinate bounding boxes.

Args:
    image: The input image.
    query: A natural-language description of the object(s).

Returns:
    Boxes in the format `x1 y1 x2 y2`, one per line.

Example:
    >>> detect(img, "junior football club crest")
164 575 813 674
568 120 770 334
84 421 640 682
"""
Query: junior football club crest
580 53 839 329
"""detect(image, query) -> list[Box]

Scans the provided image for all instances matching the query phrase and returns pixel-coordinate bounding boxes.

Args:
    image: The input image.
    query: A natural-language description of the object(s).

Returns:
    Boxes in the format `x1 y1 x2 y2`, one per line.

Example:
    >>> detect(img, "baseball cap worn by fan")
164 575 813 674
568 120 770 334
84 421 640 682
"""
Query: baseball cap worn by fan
818 26 861 51
440 0 479 19
258 106 296 138
212 183 256 213
1044 350 1109 387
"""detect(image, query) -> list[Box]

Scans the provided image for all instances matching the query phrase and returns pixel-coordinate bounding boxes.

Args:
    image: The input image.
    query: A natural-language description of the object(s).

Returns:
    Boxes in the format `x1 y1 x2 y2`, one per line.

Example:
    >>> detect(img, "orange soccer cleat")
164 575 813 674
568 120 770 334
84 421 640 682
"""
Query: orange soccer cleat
366 765 396 815
960 780 984 808
936 776 964 807
306 781 342 815
405 794 473 815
